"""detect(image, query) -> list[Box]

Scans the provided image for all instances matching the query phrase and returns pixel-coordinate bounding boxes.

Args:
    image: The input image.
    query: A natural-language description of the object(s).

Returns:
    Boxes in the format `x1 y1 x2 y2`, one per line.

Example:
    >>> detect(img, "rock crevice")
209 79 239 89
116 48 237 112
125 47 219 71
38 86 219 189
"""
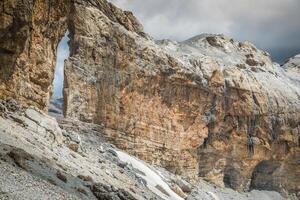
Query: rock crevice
0 0 299 197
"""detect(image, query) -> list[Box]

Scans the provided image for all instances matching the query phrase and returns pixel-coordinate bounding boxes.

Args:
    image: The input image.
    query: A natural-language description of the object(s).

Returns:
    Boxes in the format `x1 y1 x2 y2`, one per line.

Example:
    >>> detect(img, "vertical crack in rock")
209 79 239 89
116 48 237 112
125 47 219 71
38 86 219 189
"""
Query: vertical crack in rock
0 0 299 197
0 0 70 110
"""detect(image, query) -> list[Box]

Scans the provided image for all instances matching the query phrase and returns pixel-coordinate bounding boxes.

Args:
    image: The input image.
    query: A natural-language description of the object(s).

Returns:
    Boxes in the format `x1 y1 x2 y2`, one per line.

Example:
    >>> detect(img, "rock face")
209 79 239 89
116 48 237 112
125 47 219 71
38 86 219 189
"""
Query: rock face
0 101 290 200
0 0 69 110
0 0 299 197
64 2 300 196
157 36 300 193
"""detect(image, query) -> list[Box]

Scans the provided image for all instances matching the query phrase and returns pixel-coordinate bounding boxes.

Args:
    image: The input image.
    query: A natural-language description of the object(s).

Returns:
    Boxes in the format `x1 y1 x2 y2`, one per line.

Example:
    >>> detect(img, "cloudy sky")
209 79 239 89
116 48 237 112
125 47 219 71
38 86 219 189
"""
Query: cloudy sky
110 0 300 63
52 0 300 98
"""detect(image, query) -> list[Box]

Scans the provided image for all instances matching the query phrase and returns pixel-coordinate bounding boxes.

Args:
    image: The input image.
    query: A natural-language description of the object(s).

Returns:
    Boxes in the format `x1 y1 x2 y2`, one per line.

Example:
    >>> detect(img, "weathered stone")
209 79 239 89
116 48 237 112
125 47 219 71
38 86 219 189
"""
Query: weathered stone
25 108 64 144
0 0 70 110
171 184 187 198
0 0 299 197
8 148 34 170
56 171 68 183
0 100 294 199
62 2 300 195
91 182 137 200
174 178 192 193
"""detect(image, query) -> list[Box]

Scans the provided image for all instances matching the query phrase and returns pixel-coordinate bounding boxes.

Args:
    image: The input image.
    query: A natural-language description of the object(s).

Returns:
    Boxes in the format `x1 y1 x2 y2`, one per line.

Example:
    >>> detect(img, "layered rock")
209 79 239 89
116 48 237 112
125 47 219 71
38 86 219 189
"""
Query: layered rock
158 36 300 193
0 100 290 200
63 1 300 196
0 0 69 110
0 0 299 197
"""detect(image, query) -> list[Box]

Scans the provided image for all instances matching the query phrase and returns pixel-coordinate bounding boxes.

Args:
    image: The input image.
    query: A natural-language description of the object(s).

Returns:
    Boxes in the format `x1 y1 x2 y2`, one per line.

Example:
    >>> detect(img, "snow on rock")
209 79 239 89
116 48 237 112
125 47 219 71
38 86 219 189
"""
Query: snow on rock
207 191 220 200
116 150 184 200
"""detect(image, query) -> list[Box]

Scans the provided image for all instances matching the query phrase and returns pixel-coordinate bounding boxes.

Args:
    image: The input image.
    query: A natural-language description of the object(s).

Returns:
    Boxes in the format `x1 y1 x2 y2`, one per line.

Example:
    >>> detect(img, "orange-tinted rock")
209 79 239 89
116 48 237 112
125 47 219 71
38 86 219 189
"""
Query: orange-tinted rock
0 0 299 197
62 2 300 197
0 0 70 110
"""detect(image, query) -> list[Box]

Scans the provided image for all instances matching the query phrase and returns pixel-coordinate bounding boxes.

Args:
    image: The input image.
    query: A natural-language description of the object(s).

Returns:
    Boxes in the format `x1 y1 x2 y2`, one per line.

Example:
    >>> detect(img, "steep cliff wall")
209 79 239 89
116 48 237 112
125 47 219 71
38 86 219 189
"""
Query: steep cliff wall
0 0 69 110
63 1 300 196
0 0 299 197
158 37 300 193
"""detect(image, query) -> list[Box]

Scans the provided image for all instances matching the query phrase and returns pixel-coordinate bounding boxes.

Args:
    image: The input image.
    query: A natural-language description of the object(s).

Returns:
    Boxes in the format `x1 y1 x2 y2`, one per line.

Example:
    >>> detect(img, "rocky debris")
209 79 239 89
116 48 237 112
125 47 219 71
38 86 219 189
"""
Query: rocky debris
0 0 299 198
170 185 187 198
57 170 68 183
187 179 292 200
0 107 163 199
0 103 294 200
117 160 128 168
25 108 64 142
62 130 82 152
61 0 300 196
151 166 192 198
175 178 192 193
0 161 81 200
116 150 184 200
7 148 34 170
0 98 22 117
91 182 136 200
107 149 118 157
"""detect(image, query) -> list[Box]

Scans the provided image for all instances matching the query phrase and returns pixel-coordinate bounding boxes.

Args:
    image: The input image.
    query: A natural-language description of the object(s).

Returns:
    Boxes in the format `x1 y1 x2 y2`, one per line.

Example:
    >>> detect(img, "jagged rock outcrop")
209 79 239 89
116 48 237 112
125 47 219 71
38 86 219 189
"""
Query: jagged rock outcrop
0 0 70 110
0 0 299 197
63 2 300 196
0 100 291 200
157 36 300 194
282 54 300 82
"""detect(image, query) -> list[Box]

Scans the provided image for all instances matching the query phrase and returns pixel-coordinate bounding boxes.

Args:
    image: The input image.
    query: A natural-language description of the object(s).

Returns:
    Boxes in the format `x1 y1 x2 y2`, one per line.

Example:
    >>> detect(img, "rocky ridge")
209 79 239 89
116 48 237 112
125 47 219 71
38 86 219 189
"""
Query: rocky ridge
0 100 293 200
63 2 300 195
0 0 299 198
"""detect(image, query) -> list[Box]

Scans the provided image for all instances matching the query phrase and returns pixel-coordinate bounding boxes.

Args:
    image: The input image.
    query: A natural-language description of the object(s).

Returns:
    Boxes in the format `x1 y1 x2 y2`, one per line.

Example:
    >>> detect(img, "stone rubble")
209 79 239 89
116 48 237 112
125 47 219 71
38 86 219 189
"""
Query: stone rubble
0 105 295 200
0 0 299 198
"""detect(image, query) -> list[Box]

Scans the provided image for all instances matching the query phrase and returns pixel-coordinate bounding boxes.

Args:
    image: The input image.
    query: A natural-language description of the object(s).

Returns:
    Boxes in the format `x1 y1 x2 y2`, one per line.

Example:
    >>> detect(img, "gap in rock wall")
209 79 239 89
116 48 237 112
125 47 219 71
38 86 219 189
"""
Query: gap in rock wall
48 31 70 116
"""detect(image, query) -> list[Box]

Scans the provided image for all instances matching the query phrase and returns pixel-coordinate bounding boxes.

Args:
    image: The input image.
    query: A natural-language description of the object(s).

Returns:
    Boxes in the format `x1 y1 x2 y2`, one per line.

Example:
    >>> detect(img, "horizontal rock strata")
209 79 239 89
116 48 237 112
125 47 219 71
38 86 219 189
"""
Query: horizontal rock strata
0 0 299 197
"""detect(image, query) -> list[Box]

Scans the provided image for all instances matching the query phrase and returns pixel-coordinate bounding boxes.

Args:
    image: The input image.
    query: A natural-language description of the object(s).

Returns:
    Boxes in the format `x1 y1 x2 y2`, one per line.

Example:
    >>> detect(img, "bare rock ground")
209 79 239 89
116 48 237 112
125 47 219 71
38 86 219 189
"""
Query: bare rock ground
0 99 297 200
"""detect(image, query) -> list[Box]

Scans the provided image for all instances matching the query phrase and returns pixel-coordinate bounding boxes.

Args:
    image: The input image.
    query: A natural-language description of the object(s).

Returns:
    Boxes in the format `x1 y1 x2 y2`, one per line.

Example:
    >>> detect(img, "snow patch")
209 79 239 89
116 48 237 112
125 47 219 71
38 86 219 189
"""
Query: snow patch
207 191 220 200
116 150 183 200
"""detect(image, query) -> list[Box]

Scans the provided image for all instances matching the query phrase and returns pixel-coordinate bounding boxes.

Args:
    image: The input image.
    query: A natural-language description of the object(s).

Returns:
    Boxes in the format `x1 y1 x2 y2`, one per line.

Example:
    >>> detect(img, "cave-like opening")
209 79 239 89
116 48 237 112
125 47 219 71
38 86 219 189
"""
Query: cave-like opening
48 31 70 116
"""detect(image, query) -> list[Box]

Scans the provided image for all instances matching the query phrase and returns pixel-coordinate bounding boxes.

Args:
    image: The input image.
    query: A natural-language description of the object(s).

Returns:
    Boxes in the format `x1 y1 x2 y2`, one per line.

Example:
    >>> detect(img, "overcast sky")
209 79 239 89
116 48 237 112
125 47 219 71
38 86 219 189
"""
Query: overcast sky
110 0 300 63
52 0 300 98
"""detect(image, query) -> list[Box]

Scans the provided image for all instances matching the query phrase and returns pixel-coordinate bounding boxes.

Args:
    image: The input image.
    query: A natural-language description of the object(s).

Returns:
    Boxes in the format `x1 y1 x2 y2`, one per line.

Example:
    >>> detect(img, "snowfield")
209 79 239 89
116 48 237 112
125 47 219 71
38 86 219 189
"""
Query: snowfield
116 150 184 200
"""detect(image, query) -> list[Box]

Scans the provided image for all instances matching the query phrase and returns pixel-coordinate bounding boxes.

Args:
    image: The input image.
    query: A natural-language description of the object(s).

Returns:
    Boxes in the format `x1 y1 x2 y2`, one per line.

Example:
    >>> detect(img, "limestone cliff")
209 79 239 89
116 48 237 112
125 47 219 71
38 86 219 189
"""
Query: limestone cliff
63 2 300 196
0 99 289 200
0 0 299 197
0 0 70 110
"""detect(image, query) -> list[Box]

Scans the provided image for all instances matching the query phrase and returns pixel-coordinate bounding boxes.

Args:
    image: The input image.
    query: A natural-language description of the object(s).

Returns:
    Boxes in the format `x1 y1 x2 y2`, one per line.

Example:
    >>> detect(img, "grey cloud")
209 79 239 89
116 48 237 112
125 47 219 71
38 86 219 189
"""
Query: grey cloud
52 0 300 97
110 0 300 63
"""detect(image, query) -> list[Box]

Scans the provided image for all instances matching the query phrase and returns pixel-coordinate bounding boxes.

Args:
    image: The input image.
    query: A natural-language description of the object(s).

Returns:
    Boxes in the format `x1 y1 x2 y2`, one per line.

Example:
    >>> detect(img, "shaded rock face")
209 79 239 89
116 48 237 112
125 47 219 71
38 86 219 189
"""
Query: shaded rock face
0 0 69 110
64 1 300 195
64 3 300 196
1 0 299 197
157 36 300 192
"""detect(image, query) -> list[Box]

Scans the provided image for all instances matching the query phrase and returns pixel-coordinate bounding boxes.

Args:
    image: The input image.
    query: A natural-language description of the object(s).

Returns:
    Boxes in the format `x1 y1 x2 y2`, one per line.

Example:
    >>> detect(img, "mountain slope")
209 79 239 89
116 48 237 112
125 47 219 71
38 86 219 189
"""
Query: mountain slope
0 99 292 200
0 0 299 198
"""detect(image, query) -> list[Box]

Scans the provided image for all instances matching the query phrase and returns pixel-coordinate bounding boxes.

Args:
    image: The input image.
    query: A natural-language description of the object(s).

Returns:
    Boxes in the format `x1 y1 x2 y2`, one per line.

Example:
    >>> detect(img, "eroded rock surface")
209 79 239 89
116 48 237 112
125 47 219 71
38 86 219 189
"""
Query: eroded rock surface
0 0 299 197
0 0 70 110
0 103 292 200
63 2 300 196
